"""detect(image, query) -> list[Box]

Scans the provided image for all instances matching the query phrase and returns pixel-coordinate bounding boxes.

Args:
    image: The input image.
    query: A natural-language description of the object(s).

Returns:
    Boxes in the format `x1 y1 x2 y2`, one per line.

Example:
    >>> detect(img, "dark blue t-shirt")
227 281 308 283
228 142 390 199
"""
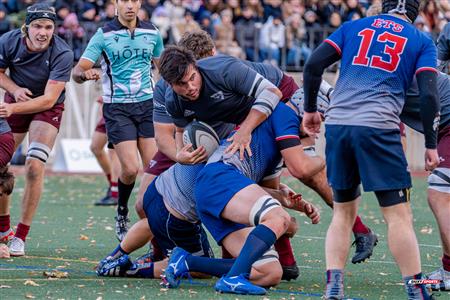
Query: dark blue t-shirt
165 54 282 129
0 29 74 104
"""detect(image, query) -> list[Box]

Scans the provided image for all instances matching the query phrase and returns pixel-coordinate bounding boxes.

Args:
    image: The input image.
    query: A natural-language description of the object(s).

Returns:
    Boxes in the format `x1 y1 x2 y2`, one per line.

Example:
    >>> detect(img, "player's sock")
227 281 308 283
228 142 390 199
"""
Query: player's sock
226 224 276 277
15 223 30 242
0 215 10 232
403 273 431 300
443 253 450 272
111 181 118 199
274 235 296 266
117 179 135 216
109 244 129 259
325 269 344 299
185 255 235 277
151 238 165 261
352 216 370 234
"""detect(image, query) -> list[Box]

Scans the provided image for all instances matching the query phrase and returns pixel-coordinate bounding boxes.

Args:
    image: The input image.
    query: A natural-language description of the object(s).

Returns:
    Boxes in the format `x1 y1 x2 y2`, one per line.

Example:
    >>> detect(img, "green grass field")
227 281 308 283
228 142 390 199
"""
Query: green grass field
0 174 445 300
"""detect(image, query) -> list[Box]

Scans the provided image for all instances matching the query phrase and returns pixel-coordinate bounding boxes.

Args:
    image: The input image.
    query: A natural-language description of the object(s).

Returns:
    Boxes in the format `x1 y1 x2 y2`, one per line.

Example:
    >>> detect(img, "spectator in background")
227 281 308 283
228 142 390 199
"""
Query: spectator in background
305 0 325 24
235 5 260 62
323 0 345 26
55 3 70 25
151 5 171 44
304 9 322 49
100 1 116 22
224 0 241 23
214 8 245 59
260 12 285 66
286 12 311 67
344 0 364 21
58 12 84 60
0 4 10 36
142 0 160 19
420 0 442 35
80 3 98 40
328 11 342 30
244 0 264 22
164 0 185 23
198 11 215 37
263 0 283 23
138 7 150 22
172 9 200 43
55 0 84 18
282 0 305 21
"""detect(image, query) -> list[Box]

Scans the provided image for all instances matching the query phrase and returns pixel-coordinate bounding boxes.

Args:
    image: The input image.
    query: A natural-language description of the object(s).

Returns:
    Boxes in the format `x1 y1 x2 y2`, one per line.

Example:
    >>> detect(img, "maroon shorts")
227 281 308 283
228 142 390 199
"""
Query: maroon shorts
4 93 64 133
144 151 176 176
437 125 450 168
95 117 107 134
0 131 15 168
279 74 299 103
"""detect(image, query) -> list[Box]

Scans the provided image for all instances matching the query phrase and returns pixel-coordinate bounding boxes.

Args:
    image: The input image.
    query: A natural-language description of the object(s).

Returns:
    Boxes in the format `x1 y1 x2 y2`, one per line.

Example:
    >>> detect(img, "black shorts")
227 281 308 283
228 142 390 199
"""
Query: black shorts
103 100 155 145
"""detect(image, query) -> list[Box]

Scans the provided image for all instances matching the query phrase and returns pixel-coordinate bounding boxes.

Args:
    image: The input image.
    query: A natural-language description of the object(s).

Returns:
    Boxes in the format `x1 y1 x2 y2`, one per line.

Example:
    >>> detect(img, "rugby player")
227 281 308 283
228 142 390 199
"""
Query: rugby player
302 0 440 298
73 0 163 241
163 97 323 295
0 3 74 256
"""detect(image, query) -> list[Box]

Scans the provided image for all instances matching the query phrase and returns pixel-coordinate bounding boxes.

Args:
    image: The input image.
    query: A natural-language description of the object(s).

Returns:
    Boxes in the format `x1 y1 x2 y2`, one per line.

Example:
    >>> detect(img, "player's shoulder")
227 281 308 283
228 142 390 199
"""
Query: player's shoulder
197 54 239 70
137 19 159 31
52 35 73 53
0 29 21 43
270 102 297 122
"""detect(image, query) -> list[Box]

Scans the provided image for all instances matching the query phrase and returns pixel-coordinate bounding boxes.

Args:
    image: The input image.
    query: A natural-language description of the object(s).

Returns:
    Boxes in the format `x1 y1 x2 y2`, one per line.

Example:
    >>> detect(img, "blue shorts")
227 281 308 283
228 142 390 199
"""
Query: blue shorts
325 125 411 192
195 162 251 244
103 100 154 145
143 181 213 257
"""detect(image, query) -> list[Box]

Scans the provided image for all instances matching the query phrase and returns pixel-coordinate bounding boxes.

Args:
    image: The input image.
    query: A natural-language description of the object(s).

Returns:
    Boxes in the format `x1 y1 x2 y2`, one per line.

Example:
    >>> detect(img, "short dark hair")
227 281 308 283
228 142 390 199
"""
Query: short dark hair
0 167 15 196
159 46 197 85
178 30 215 60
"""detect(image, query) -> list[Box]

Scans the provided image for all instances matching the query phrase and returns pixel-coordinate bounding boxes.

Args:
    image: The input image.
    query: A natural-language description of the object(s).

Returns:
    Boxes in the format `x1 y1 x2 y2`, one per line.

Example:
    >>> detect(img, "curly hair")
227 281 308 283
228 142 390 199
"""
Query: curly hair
0 167 14 196
178 30 215 60
159 45 197 85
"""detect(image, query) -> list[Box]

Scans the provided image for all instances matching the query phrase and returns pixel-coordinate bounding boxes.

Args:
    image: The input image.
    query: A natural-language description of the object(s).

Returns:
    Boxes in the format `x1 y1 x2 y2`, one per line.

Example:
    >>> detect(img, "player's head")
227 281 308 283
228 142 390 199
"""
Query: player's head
114 0 141 22
159 46 202 101
0 166 14 197
382 0 420 23
178 30 216 60
22 3 56 51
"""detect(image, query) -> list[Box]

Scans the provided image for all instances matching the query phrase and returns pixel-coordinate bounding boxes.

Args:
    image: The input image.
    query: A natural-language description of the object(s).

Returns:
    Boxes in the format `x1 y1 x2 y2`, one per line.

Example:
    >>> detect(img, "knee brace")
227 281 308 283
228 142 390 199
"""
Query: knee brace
428 168 450 194
375 188 410 207
252 247 279 267
26 142 51 164
249 195 281 226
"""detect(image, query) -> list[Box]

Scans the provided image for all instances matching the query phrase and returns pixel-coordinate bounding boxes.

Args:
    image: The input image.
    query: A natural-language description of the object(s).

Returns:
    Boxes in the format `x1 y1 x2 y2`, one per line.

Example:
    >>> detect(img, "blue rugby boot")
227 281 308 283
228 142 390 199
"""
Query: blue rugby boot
215 274 266 295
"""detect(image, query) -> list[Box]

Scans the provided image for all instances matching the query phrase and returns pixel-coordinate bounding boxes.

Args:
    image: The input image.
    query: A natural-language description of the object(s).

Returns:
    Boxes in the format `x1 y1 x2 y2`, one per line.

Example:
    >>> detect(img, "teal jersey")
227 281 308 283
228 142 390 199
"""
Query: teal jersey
81 18 164 103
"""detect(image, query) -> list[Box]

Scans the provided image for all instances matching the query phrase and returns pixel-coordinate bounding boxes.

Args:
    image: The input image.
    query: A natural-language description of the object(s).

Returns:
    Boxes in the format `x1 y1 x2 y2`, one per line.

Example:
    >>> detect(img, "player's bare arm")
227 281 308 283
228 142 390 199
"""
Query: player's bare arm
0 80 65 117
0 68 33 102
154 122 177 161
226 86 282 160
72 58 101 83
174 126 207 164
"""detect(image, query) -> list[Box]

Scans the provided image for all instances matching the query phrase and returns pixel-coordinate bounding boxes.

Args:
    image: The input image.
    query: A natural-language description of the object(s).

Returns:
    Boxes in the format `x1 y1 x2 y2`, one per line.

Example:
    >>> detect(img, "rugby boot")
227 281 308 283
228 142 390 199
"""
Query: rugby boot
351 230 378 264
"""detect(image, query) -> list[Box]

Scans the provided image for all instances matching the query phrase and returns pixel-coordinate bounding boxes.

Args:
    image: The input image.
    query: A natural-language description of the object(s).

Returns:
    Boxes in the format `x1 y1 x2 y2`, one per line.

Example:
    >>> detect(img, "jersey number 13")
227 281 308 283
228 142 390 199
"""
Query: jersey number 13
352 29 407 73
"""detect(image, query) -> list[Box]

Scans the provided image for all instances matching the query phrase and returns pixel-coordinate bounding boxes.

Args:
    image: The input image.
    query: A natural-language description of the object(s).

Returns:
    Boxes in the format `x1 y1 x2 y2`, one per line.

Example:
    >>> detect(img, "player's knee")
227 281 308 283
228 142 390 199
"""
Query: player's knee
121 164 139 181
90 143 103 156
26 142 50 165
252 253 282 286
134 198 145 218
24 159 45 181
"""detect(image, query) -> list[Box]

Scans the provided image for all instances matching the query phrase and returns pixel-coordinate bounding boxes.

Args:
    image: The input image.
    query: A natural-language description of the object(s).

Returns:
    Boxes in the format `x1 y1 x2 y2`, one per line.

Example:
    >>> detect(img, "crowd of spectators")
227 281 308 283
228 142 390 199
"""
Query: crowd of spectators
1 0 450 68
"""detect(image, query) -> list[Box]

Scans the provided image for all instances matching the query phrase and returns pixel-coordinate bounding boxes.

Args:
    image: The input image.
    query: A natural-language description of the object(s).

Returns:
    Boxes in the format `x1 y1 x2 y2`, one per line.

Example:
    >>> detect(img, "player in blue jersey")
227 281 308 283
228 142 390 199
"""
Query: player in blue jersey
302 0 440 299
0 3 74 256
163 99 323 295
72 0 164 242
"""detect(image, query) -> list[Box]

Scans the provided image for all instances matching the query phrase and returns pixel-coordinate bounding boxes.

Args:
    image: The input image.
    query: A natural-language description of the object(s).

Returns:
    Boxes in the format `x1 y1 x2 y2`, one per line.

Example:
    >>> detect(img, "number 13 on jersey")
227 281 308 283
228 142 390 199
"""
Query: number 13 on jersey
353 29 408 73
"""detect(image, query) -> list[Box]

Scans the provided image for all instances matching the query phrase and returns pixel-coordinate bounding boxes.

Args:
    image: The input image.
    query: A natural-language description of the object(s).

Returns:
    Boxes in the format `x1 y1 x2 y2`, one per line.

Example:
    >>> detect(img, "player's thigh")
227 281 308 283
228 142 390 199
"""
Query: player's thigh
103 103 138 145
12 132 27 151
354 126 411 192
28 120 58 150
137 137 157 167
221 184 269 225
90 131 108 151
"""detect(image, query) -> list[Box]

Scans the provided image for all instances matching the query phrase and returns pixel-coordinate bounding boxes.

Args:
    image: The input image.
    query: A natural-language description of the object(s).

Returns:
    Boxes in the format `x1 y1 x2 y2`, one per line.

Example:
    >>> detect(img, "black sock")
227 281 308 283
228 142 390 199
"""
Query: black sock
117 179 135 216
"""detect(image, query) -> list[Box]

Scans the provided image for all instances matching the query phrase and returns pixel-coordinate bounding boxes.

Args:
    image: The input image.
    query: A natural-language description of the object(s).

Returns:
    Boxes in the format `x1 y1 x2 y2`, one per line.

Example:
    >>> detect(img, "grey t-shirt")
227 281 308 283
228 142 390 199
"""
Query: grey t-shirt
437 22 450 62
0 118 10 135
165 54 282 130
155 163 205 223
0 29 74 104
401 72 450 132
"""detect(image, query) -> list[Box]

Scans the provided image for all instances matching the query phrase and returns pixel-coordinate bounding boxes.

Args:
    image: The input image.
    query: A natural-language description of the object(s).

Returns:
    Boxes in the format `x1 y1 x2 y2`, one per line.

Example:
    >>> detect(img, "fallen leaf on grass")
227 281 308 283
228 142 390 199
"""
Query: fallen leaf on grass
24 280 40 286
79 234 89 240
77 285 85 288
0 285 11 288
25 293 35 299
379 272 389 276
43 271 69 278
420 226 433 234
104 226 113 231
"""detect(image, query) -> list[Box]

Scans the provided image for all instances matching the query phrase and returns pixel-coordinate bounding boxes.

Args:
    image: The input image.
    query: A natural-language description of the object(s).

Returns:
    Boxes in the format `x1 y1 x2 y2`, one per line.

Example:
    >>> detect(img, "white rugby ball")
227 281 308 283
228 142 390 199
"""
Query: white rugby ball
183 121 220 158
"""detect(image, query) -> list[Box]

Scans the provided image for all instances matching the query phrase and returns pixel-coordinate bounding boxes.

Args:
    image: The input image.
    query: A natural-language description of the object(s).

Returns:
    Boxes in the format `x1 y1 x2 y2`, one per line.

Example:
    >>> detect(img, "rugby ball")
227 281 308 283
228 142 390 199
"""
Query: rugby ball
183 121 220 158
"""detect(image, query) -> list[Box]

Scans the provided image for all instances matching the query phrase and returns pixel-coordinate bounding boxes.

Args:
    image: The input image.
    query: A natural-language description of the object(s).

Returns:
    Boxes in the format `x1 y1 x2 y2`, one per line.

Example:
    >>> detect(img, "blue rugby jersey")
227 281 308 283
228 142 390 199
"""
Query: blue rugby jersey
81 17 163 103
208 102 301 183
324 14 437 129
